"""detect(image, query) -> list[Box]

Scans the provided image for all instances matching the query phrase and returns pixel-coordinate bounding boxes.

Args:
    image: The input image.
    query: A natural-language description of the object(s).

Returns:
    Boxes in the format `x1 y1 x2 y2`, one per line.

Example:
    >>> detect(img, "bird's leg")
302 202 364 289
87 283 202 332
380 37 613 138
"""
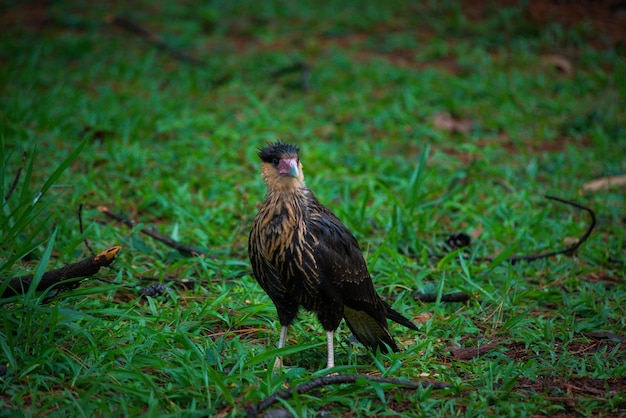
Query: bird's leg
325 330 335 369
273 325 289 371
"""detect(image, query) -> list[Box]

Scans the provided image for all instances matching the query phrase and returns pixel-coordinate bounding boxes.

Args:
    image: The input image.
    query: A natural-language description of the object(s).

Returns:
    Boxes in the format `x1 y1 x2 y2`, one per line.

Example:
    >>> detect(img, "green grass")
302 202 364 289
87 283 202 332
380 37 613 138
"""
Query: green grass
1 1 625 416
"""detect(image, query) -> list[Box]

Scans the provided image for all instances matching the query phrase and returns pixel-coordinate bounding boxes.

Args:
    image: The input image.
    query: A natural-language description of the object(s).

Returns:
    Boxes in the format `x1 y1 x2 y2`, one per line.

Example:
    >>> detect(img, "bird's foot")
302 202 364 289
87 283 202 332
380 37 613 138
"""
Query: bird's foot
272 356 284 373
323 359 338 376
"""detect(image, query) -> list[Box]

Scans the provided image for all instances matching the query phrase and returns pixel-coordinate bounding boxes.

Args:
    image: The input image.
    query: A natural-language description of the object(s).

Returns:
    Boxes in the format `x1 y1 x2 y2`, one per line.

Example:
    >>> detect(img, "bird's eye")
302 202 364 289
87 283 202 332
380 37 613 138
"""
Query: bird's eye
271 158 280 167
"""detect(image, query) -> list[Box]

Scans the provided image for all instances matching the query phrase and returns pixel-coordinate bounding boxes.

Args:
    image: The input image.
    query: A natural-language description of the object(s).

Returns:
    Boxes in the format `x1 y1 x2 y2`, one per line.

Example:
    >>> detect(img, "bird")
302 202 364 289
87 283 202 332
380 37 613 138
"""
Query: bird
248 141 418 370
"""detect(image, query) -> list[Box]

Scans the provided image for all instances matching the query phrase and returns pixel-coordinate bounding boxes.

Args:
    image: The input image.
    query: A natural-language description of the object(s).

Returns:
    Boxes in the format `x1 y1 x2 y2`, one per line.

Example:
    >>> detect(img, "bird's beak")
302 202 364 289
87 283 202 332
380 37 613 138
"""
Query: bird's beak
278 158 299 178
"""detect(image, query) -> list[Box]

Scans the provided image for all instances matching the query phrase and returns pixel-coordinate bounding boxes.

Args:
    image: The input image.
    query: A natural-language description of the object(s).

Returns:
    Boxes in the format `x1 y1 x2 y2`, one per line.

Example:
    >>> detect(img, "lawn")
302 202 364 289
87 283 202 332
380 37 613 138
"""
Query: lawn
1 1 625 416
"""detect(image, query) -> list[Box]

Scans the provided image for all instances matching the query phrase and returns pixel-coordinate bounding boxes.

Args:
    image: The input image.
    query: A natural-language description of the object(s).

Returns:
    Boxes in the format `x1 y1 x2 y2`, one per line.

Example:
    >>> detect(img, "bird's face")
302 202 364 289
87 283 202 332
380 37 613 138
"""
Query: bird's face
258 142 305 191
275 156 300 177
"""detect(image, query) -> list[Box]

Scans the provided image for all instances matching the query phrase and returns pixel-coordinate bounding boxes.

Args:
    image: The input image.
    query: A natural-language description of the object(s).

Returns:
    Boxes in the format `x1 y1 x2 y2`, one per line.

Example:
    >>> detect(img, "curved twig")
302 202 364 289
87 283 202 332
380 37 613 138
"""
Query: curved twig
247 374 450 417
421 195 596 265
105 14 204 66
4 151 26 202
78 203 96 256
479 195 596 264
271 61 312 92
98 206 206 257
413 292 470 303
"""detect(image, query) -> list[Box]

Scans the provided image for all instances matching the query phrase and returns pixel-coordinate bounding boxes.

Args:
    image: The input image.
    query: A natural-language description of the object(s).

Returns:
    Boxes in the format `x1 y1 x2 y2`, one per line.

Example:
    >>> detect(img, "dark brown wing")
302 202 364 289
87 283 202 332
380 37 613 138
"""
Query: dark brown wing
307 201 382 310
306 194 399 352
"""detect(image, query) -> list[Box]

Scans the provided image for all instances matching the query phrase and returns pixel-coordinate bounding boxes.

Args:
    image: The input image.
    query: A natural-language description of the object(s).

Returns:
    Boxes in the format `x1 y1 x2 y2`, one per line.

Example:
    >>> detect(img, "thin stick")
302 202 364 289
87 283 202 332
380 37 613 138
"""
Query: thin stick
477 195 596 264
413 292 470 303
248 374 450 417
98 206 206 257
78 203 96 256
425 195 596 265
271 61 312 92
4 151 27 202
105 14 204 66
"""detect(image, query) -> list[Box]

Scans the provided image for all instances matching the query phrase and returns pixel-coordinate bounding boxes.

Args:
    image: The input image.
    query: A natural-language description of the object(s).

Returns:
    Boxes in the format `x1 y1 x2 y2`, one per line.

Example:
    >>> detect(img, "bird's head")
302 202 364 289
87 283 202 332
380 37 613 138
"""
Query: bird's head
257 142 304 191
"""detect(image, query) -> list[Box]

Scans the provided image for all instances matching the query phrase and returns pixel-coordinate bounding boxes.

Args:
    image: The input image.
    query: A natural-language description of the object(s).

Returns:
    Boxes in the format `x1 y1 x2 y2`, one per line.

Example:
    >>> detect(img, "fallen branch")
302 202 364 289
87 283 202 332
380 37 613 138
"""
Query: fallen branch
419 195 596 265
4 151 27 202
413 292 471 303
98 206 206 257
489 195 595 264
105 14 204 66
78 203 96 256
247 374 450 417
1 246 121 298
271 61 312 92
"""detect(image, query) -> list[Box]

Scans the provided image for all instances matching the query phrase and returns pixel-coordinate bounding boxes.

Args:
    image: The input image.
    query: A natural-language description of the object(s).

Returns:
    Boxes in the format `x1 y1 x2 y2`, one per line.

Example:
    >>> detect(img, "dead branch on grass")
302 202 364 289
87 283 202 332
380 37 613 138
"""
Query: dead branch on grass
98 206 206 257
246 374 450 417
413 292 471 303
105 14 204 66
423 195 596 265
1 246 121 298
4 151 26 202
271 61 312 92
491 195 595 264
78 203 96 256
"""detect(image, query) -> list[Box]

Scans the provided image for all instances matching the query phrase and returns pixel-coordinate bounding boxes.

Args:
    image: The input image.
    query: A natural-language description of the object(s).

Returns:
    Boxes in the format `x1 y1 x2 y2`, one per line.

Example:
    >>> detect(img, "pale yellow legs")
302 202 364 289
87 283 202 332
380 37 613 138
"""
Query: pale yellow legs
272 326 335 370
325 330 335 369
273 325 290 370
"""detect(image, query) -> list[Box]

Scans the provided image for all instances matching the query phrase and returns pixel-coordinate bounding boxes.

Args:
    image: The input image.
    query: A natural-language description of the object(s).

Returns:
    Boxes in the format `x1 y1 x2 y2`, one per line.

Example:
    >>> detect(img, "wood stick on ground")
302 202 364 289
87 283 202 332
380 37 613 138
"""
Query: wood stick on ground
413 291 471 303
98 206 206 257
489 195 596 264
271 61 312 92
1 246 121 298
425 195 596 265
105 14 204 66
4 151 27 202
78 203 96 256
247 374 450 417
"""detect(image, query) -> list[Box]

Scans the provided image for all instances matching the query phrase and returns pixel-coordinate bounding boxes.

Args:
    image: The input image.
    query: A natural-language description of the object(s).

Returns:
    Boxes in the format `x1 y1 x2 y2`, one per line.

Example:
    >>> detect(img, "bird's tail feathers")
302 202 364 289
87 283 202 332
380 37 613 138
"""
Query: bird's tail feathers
343 306 398 353
383 301 419 331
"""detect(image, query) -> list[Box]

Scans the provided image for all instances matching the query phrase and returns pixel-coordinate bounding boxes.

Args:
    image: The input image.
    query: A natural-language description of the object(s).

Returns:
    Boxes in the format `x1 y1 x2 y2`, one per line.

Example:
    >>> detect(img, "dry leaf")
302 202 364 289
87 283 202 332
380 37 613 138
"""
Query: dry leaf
413 312 433 324
470 226 484 239
432 112 473 134
542 54 574 75
582 175 626 192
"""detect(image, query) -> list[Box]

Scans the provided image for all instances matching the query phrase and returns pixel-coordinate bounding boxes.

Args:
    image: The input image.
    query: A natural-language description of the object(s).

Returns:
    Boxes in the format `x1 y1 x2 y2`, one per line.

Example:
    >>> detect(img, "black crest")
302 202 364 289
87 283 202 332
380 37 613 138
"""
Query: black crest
258 142 300 163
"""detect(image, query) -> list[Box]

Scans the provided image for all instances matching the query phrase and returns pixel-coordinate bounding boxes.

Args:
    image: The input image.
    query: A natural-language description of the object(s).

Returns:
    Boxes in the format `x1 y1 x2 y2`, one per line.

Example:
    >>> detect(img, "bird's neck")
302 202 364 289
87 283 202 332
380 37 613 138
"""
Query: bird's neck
258 186 310 265
265 186 310 218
